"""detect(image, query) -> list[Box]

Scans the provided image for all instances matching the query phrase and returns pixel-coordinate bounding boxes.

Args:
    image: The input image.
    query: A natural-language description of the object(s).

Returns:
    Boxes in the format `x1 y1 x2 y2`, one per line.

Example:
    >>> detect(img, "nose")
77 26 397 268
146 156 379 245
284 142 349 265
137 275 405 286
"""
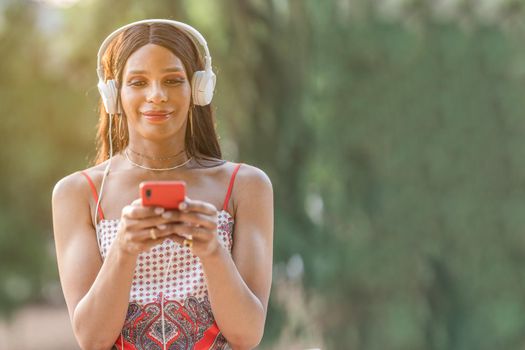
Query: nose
146 82 168 103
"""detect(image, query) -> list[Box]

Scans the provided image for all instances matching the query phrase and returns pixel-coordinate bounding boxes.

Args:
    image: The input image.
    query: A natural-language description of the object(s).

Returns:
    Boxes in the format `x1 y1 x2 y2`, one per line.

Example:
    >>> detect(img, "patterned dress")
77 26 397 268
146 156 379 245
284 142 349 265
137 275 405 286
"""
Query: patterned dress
80 163 242 350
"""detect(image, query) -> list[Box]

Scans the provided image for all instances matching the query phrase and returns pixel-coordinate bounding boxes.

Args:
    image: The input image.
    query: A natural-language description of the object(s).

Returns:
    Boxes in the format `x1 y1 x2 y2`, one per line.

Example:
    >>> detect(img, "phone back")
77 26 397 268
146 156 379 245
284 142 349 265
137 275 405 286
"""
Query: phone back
140 181 186 209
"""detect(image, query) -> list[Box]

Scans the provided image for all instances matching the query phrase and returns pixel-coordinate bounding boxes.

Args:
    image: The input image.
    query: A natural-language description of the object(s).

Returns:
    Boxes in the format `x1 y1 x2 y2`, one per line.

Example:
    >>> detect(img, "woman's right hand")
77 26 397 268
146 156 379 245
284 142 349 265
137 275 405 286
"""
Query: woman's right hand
116 198 172 256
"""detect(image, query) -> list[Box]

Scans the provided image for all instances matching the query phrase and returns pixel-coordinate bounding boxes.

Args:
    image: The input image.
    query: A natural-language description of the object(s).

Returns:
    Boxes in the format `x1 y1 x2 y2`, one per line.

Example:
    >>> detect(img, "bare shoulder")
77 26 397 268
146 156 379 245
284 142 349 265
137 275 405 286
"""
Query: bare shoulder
233 163 273 205
52 163 108 214
236 163 272 187
52 171 87 205
53 165 103 201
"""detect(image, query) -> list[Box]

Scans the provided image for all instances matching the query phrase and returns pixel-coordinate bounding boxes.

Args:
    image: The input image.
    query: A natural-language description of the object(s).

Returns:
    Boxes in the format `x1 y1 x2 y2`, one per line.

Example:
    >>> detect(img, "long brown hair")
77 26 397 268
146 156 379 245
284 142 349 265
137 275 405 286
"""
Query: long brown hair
94 23 221 165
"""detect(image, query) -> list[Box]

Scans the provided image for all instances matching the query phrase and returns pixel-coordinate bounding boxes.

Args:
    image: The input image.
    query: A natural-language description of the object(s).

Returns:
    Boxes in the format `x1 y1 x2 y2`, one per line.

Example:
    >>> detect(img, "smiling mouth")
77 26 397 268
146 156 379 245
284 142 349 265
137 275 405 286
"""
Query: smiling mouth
142 111 172 122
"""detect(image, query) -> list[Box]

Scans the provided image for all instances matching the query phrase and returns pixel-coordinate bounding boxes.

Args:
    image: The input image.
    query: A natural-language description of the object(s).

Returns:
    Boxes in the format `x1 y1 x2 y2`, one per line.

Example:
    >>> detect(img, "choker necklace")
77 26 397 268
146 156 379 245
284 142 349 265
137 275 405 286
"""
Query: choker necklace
124 149 192 171
127 148 186 161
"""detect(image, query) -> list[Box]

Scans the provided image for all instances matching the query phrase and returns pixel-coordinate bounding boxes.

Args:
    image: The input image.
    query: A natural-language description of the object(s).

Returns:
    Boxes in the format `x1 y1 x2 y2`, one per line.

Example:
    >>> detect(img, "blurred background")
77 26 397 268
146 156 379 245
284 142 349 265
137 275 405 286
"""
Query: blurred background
1 0 525 349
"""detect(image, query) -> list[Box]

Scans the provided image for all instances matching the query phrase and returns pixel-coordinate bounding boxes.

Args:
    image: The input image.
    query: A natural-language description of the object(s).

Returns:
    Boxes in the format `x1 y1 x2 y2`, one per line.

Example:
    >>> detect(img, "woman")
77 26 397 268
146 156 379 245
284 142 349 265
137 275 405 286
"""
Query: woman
52 19 273 350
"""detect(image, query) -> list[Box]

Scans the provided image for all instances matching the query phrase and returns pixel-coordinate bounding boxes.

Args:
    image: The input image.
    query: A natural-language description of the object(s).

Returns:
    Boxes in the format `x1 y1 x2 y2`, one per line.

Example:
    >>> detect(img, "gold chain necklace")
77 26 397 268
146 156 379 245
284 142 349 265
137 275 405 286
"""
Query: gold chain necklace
124 149 192 171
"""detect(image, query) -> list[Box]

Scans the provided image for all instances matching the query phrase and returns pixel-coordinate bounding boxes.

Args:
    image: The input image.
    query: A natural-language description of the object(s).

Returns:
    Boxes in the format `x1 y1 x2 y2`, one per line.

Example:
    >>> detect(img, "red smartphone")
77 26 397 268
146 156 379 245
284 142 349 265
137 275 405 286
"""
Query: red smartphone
140 181 186 210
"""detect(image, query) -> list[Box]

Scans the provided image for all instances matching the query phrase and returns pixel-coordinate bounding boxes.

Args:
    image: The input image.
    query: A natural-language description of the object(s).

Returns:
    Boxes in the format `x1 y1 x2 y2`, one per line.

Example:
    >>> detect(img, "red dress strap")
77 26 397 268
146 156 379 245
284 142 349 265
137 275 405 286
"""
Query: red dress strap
222 163 242 211
80 171 105 221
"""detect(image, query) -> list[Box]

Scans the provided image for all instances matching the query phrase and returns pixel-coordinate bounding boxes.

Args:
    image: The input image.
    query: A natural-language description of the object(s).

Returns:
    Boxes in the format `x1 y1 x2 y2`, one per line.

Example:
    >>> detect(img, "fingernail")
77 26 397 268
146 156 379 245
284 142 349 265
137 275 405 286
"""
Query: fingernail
155 207 165 214
179 202 188 210
162 211 173 219
157 224 167 230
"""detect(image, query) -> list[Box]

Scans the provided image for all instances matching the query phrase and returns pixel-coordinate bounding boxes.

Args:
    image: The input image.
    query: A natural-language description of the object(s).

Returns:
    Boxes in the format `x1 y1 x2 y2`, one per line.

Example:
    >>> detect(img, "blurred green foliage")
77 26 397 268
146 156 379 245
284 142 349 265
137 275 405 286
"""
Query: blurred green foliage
2 0 525 349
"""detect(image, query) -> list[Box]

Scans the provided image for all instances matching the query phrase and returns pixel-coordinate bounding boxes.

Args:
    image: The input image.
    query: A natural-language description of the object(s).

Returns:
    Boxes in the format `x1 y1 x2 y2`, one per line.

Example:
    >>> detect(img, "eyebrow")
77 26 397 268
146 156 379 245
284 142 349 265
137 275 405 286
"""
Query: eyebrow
127 67 185 75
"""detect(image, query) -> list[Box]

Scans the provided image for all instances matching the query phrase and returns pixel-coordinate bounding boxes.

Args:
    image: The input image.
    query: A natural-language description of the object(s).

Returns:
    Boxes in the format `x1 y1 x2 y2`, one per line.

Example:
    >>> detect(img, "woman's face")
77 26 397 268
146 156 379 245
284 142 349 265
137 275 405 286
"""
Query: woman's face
120 43 192 142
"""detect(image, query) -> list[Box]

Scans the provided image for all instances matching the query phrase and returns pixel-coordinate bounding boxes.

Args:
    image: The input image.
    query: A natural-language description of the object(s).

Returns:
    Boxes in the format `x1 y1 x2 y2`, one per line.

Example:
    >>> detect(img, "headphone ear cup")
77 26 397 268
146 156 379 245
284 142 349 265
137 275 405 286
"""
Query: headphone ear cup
97 79 119 114
191 70 216 106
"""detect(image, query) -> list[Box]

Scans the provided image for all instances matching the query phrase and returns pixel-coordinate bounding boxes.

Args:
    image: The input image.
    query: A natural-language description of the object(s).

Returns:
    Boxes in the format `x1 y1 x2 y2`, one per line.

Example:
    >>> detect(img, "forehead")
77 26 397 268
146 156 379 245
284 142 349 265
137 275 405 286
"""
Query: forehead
123 43 186 75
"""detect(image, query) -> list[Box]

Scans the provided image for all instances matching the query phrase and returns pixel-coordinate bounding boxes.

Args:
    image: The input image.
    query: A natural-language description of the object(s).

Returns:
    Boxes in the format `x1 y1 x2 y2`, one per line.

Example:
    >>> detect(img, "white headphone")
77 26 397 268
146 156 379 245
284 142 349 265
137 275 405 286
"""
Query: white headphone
96 18 217 114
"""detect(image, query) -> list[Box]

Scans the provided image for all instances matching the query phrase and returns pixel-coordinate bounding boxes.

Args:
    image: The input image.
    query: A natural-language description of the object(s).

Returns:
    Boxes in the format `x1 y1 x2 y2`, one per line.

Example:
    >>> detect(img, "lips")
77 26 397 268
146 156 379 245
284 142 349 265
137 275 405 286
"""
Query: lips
142 110 172 122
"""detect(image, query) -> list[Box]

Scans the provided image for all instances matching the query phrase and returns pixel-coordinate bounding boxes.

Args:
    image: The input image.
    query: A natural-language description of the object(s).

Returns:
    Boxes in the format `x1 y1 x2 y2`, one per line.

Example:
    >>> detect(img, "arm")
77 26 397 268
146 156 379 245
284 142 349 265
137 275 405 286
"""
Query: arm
168 165 274 349
52 173 169 350
52 173 136 350
202 166 273 349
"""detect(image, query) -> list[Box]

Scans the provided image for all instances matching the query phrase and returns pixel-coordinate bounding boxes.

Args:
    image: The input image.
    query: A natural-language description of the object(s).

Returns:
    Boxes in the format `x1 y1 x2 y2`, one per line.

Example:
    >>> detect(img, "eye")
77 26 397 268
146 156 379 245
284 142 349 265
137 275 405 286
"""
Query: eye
166 78 185 85
128 80 146 87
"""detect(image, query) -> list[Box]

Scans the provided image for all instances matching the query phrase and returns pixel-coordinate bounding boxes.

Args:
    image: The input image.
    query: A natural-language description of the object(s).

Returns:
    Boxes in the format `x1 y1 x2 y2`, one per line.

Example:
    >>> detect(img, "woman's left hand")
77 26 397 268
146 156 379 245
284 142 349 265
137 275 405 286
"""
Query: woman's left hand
160 197 221 258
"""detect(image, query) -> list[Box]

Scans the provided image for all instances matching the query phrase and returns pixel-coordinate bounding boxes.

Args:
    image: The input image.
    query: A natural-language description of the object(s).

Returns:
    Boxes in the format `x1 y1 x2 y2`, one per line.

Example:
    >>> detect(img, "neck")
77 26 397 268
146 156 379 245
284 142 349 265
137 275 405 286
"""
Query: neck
124 139 189 170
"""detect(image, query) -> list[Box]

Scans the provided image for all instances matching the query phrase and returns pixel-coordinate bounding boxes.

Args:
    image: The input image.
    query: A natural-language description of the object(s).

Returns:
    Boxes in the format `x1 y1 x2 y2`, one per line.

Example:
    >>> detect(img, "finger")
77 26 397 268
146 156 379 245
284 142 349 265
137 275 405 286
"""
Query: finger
131 198 142 206
122 204 165 220
161 210 183 222
162 211 216 229
136 231 188 252
121 214 173 232
167 223 212 239
180 198 217 216
137 226 175 241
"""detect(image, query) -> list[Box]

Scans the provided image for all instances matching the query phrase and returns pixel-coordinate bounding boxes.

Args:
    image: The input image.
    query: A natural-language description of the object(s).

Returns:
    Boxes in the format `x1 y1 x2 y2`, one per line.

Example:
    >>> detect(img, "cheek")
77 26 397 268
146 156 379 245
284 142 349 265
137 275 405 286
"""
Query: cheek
120 88 141 113
179 83 192 101
120 87 138 102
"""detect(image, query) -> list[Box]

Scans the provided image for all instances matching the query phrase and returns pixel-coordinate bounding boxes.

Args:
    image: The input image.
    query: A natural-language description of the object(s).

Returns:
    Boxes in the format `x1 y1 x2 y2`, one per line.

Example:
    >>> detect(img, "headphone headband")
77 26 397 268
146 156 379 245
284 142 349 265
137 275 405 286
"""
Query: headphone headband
96 19 213 82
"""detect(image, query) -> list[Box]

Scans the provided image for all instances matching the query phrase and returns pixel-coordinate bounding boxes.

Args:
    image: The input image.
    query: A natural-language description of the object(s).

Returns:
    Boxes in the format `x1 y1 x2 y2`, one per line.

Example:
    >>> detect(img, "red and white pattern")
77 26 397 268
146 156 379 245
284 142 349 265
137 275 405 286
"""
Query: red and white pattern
113 296 229 350
97 210 234 350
